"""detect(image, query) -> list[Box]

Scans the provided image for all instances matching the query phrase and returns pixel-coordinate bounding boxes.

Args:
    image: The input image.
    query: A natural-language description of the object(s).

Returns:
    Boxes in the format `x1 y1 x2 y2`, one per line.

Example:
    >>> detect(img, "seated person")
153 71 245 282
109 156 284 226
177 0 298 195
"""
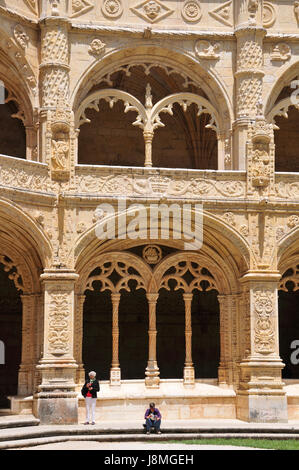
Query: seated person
144 402 162 434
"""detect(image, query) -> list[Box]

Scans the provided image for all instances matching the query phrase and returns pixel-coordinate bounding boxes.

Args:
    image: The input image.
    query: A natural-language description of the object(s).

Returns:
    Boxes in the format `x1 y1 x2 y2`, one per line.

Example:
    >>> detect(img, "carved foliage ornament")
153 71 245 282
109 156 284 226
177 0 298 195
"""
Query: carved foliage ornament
48 293 70 355
0 255 23 291
253 289 275 354
13 25 29 50
279 264 299 292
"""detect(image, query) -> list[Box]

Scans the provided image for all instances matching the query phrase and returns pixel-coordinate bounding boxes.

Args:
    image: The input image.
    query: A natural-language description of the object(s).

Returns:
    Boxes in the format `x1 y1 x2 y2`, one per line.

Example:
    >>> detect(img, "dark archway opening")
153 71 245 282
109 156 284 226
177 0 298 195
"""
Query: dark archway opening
274 106 299 172
83 284 148 381
156 287 220 379
192 289 220 378
118 286 148 379
279 287 299 379
0 90 26 159
0 261 22 408
83 289 112 381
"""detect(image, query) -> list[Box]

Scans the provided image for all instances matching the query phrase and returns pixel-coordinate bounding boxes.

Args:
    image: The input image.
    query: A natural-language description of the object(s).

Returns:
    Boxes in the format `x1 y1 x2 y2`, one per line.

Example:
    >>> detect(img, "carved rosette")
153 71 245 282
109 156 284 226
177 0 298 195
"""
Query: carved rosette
181 0 202 23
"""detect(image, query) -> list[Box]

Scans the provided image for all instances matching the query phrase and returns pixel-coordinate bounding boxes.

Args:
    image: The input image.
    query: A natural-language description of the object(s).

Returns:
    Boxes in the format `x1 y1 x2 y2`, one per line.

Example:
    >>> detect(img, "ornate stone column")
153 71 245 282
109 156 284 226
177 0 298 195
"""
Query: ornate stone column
39 14 76 182
183 293 195 387
145 293 160 388
36 269 79 424
233 0 265 169
237 272 287 422
110 293 121 386
74 294 85 386
218 294 240 388
18 294 40 396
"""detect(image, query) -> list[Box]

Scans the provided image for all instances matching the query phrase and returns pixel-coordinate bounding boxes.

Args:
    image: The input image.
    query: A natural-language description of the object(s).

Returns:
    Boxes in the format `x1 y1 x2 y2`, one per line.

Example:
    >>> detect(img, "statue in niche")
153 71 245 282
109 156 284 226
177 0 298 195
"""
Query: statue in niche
51 138 69 171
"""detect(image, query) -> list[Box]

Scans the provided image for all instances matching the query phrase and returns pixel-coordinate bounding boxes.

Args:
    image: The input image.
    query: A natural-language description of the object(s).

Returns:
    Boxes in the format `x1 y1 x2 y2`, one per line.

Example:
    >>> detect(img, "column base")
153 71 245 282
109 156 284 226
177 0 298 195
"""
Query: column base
183 366 195 388
36 391 78 425
110 367 121 387
236 392 288 423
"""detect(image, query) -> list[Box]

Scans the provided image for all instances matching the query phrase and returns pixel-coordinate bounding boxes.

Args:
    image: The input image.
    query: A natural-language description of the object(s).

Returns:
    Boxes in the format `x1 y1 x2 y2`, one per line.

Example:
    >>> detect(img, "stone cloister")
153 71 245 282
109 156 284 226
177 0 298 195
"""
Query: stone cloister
0 0 298 424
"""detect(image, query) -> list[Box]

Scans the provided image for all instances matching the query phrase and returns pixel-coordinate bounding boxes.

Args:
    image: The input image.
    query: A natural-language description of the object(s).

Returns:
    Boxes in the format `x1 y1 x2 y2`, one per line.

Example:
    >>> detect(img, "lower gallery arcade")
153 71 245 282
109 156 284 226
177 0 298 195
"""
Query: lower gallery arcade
0 221 298 423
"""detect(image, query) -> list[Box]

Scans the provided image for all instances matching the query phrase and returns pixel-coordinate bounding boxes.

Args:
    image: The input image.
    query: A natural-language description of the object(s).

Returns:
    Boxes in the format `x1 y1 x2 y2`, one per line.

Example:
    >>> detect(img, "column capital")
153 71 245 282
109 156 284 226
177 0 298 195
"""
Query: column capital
183 293 193 301
240 271 281 284
146 293 159 303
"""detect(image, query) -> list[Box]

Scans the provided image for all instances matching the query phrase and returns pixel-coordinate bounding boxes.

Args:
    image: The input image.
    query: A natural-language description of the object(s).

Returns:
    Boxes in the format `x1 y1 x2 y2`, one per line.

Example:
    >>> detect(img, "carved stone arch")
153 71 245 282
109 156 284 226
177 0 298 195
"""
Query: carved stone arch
0 43 37 159
0 36 36 125
76 251 153 295
71 45 233 134
264 60 299 118
74 207 250 287
0 197 52 277
277 226 299 274
152 251 228 295
75 88 147 129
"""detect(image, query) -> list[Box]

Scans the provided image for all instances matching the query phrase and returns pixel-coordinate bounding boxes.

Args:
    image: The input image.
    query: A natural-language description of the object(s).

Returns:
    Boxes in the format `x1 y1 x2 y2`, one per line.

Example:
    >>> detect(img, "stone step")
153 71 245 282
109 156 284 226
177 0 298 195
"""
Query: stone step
0 415 40 430
3 432 299 450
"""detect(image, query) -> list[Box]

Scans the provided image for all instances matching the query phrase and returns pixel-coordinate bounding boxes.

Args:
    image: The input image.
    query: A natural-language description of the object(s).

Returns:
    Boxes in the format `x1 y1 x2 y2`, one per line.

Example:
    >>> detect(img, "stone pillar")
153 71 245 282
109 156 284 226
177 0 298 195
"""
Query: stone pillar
145 293 160 388
183 293 195 387
218 294 240 388
74 294 85 386
233 1 265 169
18 294 39 396
236 272 287 422
110 293 121 386
36 270 79 424
39 15 75 182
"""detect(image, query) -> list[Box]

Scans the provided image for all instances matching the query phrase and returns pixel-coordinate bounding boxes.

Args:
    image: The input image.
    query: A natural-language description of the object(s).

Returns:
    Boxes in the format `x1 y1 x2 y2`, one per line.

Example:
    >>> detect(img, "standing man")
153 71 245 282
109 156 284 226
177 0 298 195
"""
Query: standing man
144 402 162 434
81 371 100 425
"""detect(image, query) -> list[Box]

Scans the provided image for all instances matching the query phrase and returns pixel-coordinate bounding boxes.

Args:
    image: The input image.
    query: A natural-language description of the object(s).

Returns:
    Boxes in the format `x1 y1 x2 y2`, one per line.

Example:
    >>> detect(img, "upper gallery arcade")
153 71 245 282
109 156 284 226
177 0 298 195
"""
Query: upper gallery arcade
0 0 298 425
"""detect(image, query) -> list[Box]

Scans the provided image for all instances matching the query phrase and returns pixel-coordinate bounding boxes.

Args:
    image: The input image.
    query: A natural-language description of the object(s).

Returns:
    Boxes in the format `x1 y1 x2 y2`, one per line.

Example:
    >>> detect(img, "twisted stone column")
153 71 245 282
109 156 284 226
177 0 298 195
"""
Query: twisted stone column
183 293 195 387
110 293 121 386
145 293 160 388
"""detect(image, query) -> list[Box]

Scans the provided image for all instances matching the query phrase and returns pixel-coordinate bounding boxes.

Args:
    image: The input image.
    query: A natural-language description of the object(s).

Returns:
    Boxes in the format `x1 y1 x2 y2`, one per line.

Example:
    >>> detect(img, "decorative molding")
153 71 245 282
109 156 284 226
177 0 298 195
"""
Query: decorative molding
130 0 173 24
263 1 276 28
209 1 233 28
71 0 94 18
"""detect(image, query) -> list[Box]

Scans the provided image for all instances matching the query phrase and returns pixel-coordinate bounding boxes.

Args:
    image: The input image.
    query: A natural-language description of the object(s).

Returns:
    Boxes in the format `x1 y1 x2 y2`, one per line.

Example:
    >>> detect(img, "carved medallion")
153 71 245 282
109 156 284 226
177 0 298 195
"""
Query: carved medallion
181 0 202 23
143 245 162 264
195 40 220 59
271 43 291 62
263 1 276 28
88 39 106 57
102 0 123 19
130 0 173 24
